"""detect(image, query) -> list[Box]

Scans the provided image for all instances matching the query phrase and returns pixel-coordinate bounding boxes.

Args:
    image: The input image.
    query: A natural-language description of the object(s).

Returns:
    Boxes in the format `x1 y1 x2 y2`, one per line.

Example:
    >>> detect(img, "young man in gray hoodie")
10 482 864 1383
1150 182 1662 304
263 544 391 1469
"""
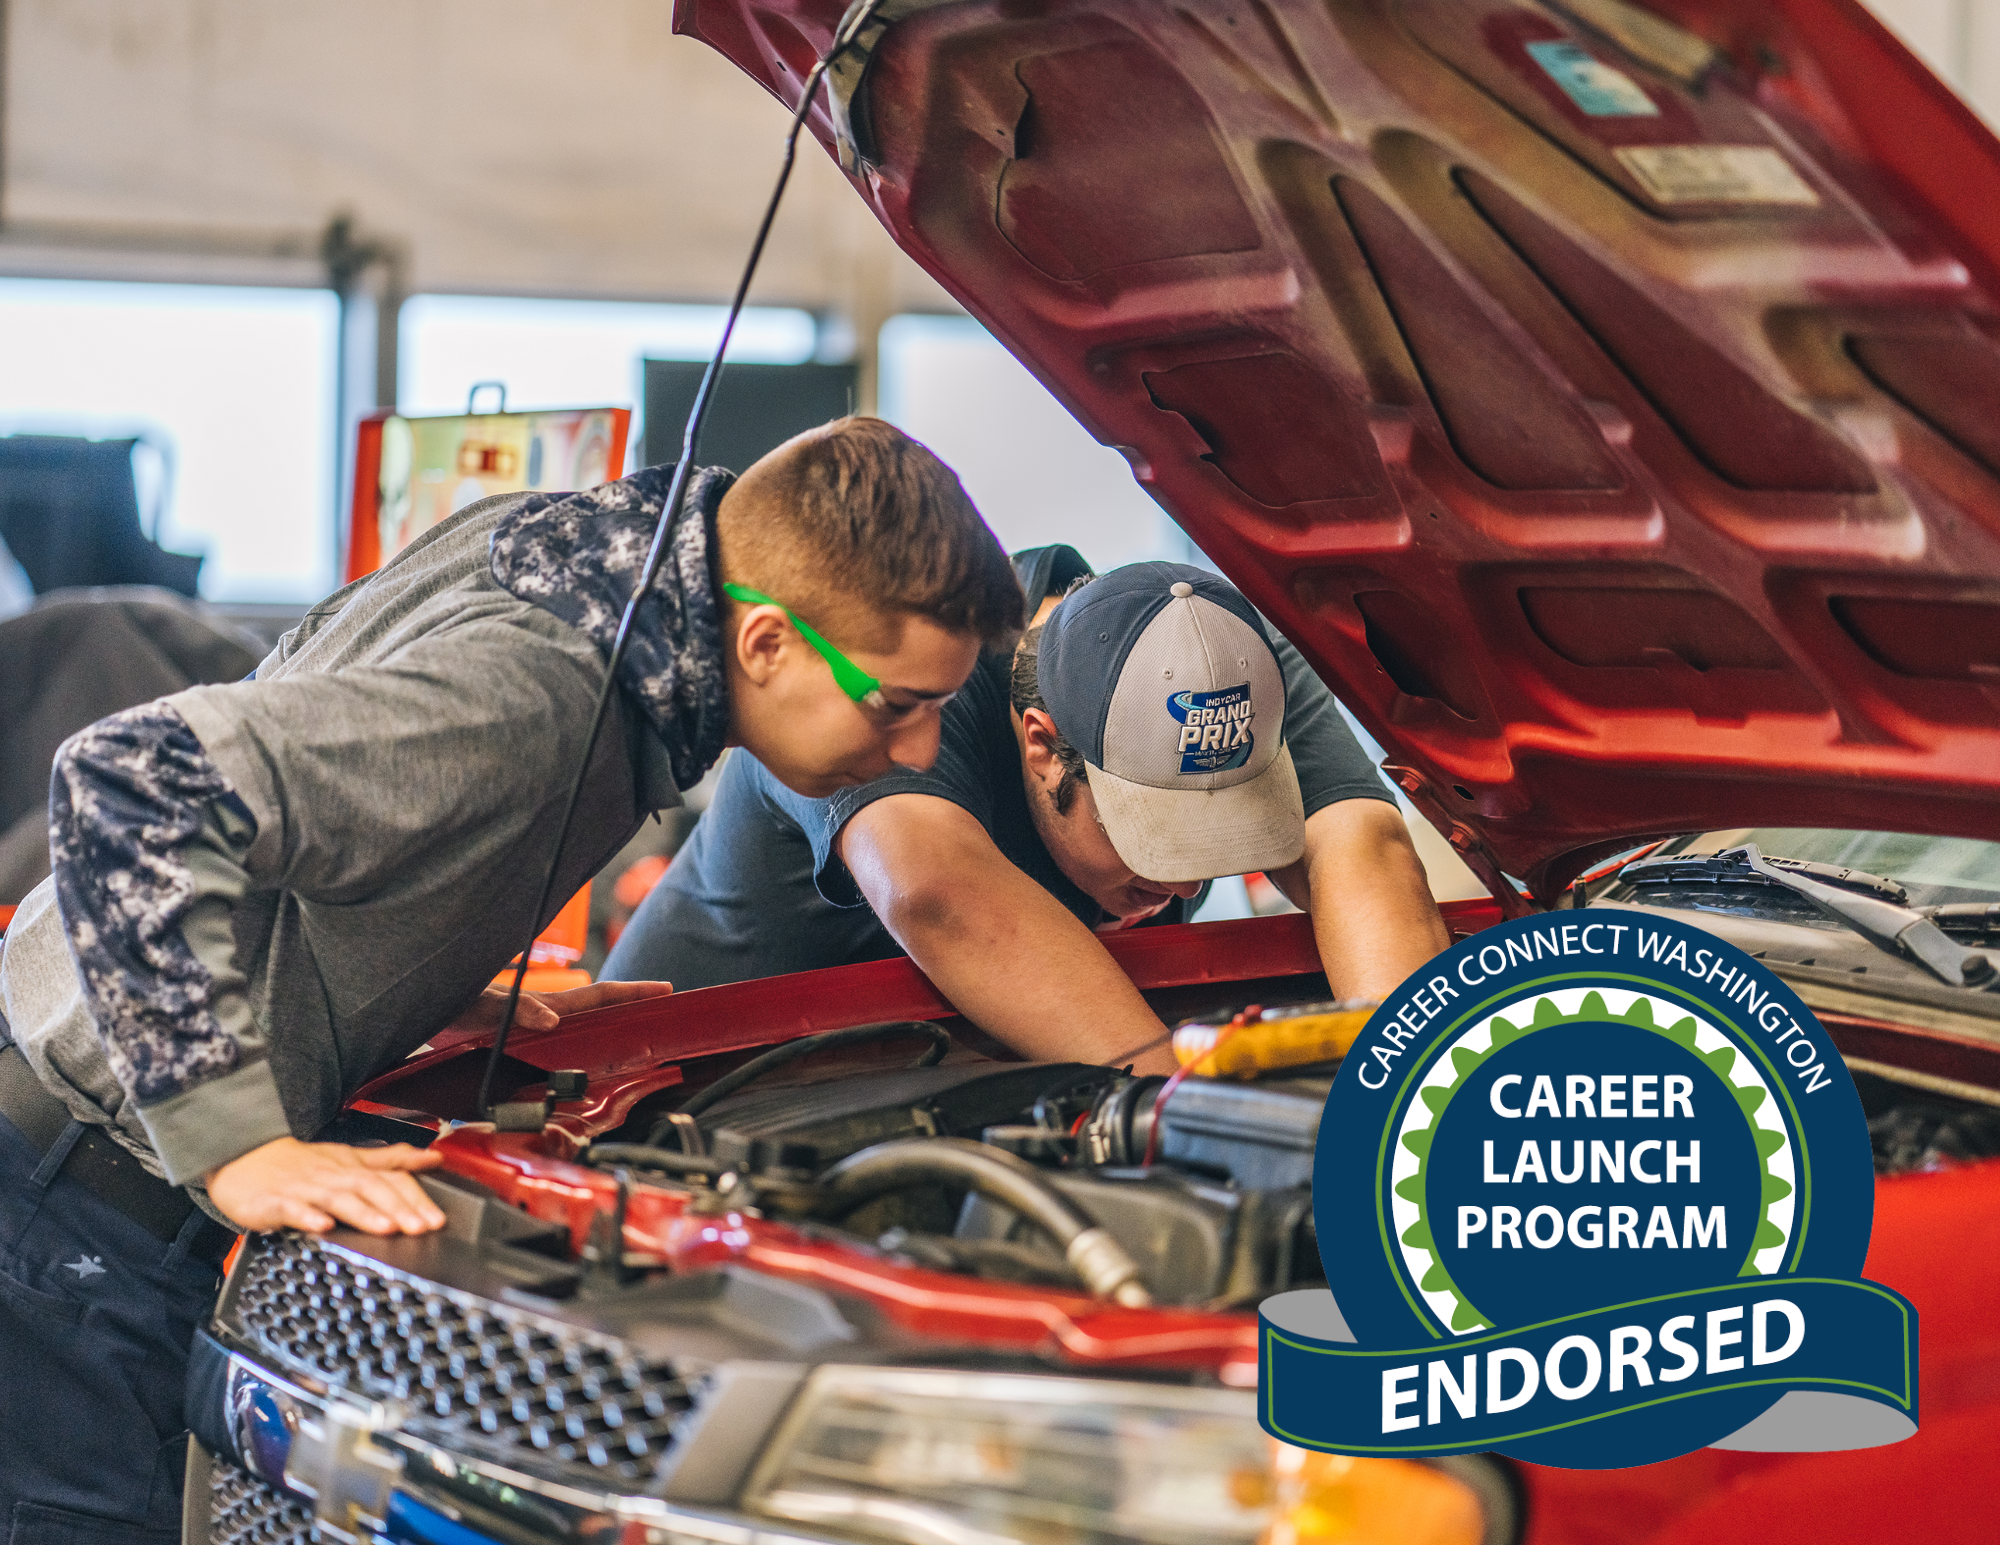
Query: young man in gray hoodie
0 416 1021 1540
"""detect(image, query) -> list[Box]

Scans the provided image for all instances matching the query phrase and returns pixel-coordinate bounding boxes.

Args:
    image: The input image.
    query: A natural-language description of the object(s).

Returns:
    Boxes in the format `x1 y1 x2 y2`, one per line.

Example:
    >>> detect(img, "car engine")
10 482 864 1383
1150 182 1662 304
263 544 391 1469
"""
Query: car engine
654 1045 1332 1309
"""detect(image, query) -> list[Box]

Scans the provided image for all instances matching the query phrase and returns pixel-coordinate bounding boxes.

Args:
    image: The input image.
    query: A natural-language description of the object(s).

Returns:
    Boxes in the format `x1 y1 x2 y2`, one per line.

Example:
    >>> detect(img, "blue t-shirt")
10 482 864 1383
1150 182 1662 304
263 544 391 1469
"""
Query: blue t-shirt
602 618 1395 992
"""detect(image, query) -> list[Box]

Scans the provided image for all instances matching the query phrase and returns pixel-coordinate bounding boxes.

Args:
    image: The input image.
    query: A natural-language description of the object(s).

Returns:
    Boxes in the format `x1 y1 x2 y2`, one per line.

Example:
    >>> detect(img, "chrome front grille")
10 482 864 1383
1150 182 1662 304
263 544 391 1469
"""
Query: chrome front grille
229 1231 693 1481
209 1458 313 1545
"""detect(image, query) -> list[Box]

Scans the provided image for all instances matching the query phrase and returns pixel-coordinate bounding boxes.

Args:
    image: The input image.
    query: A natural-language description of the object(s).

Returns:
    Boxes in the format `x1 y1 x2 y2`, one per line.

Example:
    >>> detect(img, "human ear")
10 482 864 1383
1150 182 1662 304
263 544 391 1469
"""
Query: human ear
734 605 791 686
1019 708 1065 791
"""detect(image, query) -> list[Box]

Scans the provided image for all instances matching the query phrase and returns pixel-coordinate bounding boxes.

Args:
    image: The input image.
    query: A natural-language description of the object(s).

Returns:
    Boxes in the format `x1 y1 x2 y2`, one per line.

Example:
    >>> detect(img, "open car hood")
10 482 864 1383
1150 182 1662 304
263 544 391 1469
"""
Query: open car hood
677 0 2000 904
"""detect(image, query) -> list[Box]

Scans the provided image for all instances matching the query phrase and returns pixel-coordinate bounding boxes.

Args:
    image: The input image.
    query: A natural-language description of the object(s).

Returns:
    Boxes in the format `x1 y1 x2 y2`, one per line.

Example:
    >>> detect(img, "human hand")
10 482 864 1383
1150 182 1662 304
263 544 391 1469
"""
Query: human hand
529 980 675 1017
446 979 674 1037
206 1137 447 1235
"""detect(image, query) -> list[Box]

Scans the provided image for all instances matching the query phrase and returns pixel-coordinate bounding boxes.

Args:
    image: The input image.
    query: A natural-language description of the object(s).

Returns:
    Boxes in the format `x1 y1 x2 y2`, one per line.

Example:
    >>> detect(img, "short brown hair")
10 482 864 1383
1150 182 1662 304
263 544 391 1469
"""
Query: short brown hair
716 417 1022 652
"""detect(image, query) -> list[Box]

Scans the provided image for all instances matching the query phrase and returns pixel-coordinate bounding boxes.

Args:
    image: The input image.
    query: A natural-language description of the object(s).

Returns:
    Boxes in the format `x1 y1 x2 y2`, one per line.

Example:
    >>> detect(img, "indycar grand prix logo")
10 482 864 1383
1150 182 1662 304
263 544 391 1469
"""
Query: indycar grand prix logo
1262 912 1918 1469
1169 683 1254 774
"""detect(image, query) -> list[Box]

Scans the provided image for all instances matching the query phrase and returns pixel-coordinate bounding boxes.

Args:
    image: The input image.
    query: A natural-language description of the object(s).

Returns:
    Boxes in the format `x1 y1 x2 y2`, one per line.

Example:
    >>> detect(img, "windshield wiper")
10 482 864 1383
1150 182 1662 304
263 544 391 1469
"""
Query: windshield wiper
1927 902 2000 945
1619 844 1997 991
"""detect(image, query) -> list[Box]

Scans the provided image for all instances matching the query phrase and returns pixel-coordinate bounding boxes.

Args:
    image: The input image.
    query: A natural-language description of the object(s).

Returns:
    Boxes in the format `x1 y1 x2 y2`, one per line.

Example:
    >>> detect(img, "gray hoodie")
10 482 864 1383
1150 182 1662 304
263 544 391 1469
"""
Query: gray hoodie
1 475 710 1187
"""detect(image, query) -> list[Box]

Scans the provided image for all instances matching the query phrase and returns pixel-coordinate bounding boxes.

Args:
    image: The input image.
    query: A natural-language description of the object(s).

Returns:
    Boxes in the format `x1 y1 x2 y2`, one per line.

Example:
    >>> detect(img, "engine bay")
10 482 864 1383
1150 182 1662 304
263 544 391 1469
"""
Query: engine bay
557 1007 2000 1316
201 979 2000 1532
199 1009 1354 1518
346 994 2000 1330
543 999 2000 1327
574 1015 1339 1312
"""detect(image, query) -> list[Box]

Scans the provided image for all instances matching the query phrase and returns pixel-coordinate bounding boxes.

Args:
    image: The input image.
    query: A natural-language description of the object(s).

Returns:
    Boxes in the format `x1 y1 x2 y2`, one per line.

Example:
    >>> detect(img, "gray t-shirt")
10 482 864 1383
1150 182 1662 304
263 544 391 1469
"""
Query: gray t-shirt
1 494 682 1183
602 633 1391 992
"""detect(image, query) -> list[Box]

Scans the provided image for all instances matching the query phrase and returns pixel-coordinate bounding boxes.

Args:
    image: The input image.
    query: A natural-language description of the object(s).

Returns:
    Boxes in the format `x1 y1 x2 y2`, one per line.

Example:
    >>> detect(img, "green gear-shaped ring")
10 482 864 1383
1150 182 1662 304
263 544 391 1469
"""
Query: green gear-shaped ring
1392 991 1795 1334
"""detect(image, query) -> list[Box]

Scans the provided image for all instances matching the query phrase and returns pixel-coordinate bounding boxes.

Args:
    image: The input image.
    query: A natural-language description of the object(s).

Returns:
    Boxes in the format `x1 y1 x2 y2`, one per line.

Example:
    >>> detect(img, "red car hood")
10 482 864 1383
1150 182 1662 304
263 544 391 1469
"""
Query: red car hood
676 0 2000 903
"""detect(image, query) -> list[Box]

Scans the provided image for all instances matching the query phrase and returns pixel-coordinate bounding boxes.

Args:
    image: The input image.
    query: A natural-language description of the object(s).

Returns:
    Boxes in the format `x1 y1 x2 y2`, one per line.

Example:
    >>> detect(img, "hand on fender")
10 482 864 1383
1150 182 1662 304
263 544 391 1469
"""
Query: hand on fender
206 1137 447 1235
209 984 676 1233
445 979 675 1036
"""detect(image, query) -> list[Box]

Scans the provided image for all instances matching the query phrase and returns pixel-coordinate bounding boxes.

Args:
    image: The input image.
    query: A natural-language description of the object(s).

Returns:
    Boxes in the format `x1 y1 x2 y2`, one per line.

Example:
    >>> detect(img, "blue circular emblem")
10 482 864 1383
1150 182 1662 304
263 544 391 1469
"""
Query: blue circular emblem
1262 912 1916 1469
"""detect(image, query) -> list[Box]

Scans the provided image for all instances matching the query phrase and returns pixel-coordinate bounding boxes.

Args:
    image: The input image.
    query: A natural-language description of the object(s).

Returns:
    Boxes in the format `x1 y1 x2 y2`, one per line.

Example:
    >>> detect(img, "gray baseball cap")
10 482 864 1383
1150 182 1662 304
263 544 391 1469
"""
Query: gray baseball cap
1037 562 1306 883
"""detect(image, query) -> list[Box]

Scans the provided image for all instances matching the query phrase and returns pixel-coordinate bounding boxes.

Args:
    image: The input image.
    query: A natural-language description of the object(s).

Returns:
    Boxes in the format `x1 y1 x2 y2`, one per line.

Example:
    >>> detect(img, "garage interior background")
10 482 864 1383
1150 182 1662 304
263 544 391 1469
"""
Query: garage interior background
0 0 1991 913
0 0 1224 611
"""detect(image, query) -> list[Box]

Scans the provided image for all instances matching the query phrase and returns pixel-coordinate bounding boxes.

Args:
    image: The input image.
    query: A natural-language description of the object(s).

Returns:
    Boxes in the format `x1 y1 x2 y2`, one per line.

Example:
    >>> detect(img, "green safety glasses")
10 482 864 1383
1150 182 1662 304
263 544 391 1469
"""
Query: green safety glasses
723 582 888 712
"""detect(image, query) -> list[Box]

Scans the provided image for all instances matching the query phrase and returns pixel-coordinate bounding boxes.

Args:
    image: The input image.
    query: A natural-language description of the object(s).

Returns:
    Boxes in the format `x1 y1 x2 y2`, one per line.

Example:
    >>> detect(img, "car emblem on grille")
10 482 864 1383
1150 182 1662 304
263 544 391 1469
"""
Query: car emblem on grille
222 1358 402 1542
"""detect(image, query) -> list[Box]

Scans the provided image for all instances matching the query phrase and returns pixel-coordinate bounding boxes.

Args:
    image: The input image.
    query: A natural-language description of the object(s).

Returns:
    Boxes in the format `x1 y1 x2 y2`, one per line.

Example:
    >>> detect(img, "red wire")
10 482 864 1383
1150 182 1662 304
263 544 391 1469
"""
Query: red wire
1575 839 1667 889
1141 1008 1257 1167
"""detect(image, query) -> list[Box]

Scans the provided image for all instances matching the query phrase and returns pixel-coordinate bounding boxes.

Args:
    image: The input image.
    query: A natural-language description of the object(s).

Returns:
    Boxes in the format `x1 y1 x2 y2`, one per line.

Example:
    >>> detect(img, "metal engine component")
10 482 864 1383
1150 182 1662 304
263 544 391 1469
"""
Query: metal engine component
1066 1225 1168 1307
1079 1074 1164 1166
689 1060 1106 1172
620 1041 1342 1307
1077 1070 1330 1189
953 1167 1319 1305
810 1136 1154 1306
1146 1073 1331 1189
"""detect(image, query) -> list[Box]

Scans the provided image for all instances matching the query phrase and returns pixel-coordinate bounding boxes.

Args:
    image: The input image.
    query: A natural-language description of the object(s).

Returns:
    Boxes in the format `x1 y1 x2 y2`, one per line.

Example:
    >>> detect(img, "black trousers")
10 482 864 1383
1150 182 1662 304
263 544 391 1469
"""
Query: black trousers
0 1111 222 1543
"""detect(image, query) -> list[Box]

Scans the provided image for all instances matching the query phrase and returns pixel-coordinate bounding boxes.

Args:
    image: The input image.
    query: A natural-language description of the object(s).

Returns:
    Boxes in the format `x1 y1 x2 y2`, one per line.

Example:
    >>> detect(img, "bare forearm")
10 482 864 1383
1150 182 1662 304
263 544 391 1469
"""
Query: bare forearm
1307 844 1450 1000
1273 801 1452 1001
882 873 1176 1070
841 797 1175 1071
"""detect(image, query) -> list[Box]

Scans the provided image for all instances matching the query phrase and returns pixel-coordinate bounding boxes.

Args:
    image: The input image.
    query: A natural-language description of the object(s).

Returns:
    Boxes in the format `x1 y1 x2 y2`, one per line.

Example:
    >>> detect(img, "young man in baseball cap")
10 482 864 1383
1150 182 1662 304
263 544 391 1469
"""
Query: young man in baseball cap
605 549 1450 1071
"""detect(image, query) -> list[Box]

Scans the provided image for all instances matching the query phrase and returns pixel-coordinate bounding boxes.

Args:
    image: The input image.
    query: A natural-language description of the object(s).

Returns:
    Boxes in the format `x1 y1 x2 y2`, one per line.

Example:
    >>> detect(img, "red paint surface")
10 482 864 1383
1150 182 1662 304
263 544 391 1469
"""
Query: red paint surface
357 909 1425 1117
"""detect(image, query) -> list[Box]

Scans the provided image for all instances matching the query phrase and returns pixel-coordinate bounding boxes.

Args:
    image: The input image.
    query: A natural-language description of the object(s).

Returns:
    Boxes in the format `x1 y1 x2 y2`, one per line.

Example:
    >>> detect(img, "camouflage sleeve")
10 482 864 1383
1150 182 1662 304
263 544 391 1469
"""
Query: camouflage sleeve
47 701 293 1182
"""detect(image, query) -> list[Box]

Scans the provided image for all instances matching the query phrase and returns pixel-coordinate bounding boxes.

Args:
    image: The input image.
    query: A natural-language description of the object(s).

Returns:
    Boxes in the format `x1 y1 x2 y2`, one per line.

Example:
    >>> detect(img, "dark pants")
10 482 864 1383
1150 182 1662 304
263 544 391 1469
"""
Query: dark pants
0 1111 222 1543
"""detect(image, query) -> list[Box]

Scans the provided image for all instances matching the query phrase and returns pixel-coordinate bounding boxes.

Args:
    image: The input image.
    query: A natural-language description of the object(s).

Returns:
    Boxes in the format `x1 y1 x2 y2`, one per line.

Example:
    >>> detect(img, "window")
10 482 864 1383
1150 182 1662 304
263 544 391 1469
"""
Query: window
878 314 1202 570
398 295 820 463
0 278 339 602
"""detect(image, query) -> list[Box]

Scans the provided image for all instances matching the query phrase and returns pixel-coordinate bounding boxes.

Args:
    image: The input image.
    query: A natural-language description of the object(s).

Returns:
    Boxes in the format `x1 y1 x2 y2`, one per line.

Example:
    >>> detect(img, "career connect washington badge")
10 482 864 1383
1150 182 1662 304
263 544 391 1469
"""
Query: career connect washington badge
1262 912 1917 1468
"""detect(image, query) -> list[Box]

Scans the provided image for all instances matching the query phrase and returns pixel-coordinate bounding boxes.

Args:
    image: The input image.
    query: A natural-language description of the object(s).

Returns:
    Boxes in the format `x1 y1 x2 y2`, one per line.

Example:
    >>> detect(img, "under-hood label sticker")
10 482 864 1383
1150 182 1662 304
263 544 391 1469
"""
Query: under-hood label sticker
1263 912 1915 1470
1615 145 1822 206
1525 40 1660 117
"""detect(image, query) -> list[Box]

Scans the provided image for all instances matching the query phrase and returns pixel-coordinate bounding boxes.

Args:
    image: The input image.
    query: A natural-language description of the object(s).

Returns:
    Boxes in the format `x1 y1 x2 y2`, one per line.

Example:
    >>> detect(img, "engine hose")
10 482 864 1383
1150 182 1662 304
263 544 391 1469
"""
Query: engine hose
812 1137 1153 1308
648 1021 951 1148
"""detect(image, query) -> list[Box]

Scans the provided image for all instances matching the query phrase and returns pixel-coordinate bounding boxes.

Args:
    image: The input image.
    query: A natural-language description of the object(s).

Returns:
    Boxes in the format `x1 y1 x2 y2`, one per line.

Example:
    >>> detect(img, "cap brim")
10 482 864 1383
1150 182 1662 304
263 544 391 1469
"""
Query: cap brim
1083 743 1306 884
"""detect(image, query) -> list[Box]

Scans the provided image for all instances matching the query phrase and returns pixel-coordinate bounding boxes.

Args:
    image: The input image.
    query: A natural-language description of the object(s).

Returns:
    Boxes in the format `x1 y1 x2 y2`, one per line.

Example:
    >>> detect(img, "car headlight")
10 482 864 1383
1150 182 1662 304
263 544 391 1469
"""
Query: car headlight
740 1367 1506 1545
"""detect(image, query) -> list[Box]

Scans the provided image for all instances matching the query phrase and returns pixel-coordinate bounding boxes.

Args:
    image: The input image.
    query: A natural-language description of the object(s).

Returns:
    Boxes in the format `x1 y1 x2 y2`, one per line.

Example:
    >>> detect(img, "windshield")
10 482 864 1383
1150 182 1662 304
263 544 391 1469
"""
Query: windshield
1655 828 1999 908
